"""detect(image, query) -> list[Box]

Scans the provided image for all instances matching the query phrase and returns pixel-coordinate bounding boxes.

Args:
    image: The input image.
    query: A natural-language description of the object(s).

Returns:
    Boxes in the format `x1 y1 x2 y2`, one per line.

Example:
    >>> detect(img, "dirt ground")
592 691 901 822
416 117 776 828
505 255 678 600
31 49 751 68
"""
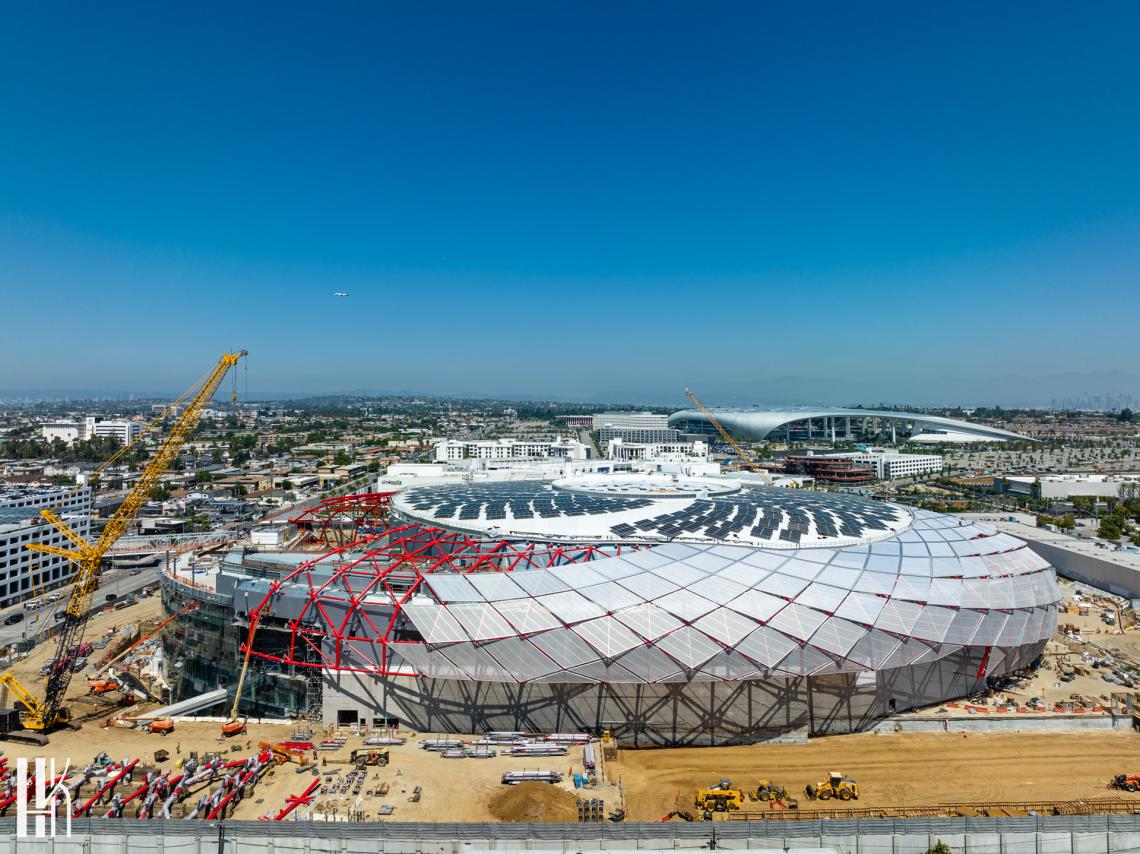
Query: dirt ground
614 730 1140 820
4 723 1137 823
0 722 619 822
2 589 1138 824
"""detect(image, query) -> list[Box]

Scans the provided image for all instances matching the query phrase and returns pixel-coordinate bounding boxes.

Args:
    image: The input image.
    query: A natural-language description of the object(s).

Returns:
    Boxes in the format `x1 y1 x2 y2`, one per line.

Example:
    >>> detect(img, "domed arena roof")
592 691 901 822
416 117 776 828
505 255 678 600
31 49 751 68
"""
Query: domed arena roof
392 474 913 550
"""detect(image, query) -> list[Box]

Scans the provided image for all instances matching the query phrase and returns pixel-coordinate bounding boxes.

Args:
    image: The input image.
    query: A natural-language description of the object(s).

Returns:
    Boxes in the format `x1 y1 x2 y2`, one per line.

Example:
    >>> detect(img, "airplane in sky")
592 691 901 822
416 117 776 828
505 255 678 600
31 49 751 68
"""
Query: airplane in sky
334 292 350 297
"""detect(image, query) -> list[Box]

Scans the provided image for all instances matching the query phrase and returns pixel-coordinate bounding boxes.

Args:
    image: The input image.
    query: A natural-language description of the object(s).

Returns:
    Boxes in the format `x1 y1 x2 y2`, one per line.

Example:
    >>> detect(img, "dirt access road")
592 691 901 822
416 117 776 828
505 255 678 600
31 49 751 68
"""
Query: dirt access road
615 730 1140 821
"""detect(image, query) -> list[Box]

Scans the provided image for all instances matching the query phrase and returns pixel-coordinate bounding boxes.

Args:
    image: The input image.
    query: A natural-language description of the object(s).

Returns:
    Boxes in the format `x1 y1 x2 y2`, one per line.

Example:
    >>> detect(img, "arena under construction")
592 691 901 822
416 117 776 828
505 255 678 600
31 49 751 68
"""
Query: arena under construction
160 474 1061 745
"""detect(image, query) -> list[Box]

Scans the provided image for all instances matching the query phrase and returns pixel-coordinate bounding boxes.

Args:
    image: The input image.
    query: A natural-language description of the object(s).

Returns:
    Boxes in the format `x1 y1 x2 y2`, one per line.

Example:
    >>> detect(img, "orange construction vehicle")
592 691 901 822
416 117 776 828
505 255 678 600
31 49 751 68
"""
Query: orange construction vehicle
1112 773 1140 792
87 677 122 696
146 717 174 735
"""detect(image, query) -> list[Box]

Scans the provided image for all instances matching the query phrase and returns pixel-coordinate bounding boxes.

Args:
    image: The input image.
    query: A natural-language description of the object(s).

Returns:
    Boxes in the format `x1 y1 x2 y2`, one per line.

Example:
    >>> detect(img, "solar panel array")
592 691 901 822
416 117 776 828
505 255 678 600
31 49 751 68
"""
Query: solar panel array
401 481 654 522
609 491 905 545
397 480 907 548
331 506 1061 684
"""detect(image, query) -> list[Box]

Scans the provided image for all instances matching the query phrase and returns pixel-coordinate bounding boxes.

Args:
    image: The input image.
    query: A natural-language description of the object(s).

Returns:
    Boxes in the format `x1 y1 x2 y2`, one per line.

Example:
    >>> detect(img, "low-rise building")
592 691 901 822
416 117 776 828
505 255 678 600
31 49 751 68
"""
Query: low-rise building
850 451 943 480
0 486 92 608
433 437 588 463
997 473 1140 500
40 416 142 446
605 438 708 462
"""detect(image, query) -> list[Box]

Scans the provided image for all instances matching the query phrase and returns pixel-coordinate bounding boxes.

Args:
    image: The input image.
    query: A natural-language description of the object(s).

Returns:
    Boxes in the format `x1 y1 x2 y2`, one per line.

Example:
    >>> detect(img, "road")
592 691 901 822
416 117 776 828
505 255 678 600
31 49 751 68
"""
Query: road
0 563 161 650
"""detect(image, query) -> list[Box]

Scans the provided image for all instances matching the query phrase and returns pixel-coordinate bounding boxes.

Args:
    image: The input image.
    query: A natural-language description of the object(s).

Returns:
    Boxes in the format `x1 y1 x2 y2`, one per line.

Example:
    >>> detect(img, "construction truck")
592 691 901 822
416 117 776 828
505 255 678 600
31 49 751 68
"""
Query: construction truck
806 771 859 801
695 779 744 813
1112 773 1140 792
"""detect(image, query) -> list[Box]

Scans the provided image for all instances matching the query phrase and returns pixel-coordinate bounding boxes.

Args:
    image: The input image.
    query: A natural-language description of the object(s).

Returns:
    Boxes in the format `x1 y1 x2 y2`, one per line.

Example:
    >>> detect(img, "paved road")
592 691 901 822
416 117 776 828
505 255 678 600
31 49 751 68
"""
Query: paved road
0 564 161 650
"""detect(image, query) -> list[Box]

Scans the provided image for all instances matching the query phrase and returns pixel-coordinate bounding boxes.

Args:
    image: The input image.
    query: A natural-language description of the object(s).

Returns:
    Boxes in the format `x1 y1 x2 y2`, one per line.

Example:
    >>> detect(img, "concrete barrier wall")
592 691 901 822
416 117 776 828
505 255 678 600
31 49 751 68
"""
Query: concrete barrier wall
869 714 1131 734
8 817 1140 854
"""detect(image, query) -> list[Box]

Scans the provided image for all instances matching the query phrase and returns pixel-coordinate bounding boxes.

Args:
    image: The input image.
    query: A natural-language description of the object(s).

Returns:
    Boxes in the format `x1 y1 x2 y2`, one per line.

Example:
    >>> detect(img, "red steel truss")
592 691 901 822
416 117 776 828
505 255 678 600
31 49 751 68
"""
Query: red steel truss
243 520 641 676
288 492 394 548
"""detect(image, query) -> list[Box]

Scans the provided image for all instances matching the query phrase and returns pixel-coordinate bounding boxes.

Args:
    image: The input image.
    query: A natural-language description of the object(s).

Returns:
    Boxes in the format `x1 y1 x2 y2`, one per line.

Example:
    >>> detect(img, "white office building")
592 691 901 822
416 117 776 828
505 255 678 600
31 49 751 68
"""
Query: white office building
40 417 142 446
84 417 141 445
850 451 943 480
433 437 589 463
0 487 92 608
591 412 670 431
41 422 84 444
605 438 709 462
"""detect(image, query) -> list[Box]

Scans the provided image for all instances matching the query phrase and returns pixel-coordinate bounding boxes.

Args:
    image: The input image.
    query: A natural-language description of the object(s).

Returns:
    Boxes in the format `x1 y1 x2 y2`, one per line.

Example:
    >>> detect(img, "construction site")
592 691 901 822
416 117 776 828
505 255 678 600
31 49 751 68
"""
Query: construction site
0 354 1138 836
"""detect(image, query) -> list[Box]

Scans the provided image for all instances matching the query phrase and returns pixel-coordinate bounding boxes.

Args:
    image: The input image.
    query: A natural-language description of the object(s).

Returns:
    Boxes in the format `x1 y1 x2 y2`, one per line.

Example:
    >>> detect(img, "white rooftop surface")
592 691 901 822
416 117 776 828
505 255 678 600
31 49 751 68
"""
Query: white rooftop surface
393 476 915 549
990 519 1140 572
552 473 740 497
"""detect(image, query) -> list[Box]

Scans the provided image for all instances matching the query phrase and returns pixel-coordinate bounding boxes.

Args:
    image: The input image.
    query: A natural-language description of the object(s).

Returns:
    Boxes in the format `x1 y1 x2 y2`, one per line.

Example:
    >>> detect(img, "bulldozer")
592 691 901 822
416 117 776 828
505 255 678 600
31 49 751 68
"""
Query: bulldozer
695 779 744 813
805 771 859 801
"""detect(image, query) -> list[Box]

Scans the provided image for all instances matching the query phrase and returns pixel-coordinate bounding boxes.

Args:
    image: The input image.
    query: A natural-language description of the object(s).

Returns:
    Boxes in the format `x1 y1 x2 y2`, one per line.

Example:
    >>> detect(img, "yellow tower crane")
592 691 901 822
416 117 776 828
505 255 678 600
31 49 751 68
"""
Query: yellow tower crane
0 350 247 742
683 387 773 485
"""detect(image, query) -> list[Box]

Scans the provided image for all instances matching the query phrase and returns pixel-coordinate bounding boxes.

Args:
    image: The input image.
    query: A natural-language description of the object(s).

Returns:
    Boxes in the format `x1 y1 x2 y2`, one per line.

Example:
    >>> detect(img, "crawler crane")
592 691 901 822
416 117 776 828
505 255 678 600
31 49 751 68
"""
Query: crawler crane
0 351 247 743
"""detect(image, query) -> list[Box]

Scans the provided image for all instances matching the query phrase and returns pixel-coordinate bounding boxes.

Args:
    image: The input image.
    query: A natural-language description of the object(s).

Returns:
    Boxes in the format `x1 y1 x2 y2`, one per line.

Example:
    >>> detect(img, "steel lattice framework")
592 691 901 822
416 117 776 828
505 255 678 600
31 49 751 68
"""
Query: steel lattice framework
288 492 394 548
243 522 642 676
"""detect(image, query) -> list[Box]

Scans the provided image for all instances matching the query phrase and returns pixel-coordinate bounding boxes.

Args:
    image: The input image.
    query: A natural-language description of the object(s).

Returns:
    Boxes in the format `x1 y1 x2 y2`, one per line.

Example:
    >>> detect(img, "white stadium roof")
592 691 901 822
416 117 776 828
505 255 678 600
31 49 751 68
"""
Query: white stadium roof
667 406 1034 443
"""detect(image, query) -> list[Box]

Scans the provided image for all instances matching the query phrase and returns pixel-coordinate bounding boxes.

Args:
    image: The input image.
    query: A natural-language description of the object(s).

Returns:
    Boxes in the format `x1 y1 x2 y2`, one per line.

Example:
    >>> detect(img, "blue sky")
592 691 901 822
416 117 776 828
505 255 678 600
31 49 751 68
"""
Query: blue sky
2 3 1139 405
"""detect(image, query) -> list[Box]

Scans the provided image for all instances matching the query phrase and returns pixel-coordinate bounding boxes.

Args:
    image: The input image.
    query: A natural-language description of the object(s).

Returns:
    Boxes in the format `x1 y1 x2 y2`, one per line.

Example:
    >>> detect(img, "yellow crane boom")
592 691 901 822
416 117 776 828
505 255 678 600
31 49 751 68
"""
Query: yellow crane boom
683 387 772 485
3 350 247 737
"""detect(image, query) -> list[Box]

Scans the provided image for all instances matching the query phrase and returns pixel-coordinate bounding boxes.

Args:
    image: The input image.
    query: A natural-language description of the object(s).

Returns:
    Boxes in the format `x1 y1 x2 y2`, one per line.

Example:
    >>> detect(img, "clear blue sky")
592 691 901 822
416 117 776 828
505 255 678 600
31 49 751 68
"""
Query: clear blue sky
2 3 1139 405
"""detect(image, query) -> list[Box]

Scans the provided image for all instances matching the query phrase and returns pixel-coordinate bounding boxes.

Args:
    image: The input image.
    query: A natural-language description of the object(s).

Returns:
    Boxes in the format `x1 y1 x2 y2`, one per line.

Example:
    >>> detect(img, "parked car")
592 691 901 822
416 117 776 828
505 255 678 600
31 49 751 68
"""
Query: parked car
70 656 88 673
3 612 23 625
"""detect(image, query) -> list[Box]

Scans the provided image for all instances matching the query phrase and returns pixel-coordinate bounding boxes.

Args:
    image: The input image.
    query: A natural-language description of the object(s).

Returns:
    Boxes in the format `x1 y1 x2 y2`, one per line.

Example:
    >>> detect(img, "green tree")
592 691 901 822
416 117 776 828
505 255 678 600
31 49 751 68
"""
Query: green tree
1119 408 1134 423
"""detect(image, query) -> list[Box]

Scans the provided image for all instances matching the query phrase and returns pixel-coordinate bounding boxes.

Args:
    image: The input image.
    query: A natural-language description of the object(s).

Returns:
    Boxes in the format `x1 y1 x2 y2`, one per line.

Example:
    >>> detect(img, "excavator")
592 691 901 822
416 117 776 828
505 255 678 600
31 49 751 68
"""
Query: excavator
0 351 247 744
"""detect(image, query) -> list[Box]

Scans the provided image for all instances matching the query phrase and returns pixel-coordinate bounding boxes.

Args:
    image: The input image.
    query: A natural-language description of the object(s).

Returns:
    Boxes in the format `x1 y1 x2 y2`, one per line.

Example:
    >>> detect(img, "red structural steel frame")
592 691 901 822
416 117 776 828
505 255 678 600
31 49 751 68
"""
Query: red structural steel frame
243 518 643 677
288 492 395 548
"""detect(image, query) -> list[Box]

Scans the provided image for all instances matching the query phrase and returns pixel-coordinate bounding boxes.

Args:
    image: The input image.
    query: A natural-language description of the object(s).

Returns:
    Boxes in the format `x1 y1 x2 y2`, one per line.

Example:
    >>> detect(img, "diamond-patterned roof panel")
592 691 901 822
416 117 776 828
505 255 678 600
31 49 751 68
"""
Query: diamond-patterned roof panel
372 482 1060 687
691 607 759 648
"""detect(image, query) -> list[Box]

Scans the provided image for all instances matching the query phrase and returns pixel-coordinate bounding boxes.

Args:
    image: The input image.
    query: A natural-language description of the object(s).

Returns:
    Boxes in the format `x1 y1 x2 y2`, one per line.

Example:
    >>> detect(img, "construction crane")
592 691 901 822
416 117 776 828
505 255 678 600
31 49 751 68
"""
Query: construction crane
221 612 260 737
0 350 247 742
683 387 773 484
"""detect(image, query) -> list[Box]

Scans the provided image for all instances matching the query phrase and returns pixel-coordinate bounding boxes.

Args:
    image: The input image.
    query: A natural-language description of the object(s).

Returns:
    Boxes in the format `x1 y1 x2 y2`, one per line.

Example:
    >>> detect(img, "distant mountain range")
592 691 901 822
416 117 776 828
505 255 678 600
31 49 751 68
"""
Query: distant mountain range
3 369 1138 409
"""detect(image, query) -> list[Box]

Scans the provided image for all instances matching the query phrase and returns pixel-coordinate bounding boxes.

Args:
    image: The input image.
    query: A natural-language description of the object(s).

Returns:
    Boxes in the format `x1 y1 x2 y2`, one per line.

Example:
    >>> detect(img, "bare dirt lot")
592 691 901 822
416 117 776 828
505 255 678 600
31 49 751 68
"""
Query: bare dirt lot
615 731 1140 820
5 724 1137 823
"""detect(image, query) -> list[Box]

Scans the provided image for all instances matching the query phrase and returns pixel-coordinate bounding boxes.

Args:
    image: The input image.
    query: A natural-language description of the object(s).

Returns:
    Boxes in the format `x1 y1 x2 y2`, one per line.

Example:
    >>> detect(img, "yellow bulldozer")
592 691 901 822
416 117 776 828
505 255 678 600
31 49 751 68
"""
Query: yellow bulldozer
805 771 859 801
